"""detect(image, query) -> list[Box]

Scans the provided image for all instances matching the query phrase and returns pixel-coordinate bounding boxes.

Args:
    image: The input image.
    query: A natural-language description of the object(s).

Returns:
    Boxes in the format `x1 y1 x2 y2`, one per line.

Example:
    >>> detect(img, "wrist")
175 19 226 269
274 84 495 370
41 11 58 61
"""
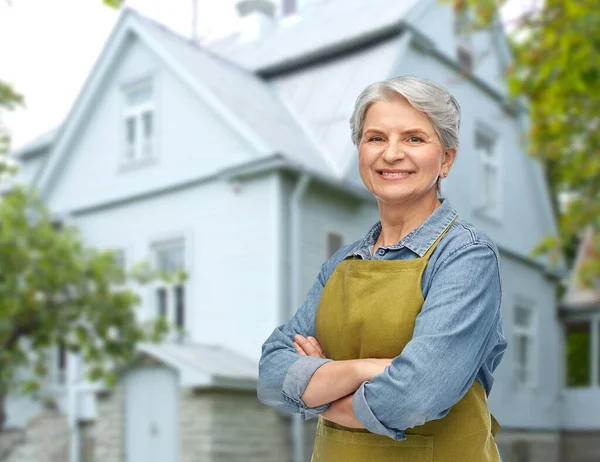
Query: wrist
349 359 371 385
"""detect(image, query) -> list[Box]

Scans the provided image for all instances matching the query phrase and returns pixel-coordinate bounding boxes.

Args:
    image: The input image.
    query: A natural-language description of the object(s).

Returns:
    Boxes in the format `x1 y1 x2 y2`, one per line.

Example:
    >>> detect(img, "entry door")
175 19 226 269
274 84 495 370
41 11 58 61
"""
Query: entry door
124 366 178 462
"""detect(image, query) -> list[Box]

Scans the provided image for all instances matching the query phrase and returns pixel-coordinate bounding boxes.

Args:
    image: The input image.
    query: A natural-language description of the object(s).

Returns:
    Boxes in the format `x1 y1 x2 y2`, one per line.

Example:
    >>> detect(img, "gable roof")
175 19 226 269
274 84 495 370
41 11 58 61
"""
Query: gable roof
34 8 337 198
562 227 600 310
209 0 425 73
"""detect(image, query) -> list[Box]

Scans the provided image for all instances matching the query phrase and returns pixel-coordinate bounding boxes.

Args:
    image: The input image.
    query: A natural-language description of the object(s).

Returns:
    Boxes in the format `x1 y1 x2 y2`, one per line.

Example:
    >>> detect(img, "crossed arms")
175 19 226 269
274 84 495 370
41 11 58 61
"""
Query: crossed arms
293 334 392 428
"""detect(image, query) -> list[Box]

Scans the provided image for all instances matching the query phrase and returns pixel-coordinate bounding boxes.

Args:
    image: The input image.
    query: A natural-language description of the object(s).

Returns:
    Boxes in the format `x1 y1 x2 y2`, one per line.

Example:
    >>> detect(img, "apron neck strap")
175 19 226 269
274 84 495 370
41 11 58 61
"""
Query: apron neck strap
422 216 458 261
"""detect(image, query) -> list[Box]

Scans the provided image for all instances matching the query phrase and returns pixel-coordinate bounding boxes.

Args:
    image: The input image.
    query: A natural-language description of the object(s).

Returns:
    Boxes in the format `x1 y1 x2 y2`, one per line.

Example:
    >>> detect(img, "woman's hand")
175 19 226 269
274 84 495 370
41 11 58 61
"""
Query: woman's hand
321 394 366 429
294 335 392 380
293 334 327 359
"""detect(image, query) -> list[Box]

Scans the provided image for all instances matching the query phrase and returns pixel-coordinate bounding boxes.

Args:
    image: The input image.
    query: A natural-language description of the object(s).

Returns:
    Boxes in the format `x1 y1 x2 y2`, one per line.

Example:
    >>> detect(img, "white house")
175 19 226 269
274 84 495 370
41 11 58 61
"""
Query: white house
5 0 573 461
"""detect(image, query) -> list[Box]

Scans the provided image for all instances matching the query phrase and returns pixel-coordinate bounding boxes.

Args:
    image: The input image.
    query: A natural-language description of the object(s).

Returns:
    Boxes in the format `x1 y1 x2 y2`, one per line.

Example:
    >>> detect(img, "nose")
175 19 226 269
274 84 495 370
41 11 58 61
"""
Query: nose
381 141 406 163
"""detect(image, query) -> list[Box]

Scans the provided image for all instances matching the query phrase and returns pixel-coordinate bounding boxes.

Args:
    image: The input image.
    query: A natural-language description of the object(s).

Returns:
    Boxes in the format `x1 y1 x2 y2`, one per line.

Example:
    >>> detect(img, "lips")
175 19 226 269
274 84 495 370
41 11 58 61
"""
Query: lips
377 169 414 179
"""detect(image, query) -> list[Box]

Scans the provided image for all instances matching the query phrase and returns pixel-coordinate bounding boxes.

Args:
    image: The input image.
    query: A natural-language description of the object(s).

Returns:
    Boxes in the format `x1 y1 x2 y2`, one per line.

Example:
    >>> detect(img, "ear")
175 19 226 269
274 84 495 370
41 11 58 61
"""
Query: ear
441 148 457 172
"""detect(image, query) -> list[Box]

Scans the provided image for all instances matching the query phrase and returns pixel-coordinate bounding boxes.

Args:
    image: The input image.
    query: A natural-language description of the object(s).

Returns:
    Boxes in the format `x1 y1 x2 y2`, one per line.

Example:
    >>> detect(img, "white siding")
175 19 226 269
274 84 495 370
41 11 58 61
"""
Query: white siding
14 154 47 188
298 182 377 299
72 174 280 361
48 37 251 214
488 254 561 430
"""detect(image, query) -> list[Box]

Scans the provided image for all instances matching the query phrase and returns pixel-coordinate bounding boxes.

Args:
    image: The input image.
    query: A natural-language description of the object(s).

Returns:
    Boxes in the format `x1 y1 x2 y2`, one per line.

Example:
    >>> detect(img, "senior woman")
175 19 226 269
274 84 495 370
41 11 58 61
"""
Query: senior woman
257 76 507 461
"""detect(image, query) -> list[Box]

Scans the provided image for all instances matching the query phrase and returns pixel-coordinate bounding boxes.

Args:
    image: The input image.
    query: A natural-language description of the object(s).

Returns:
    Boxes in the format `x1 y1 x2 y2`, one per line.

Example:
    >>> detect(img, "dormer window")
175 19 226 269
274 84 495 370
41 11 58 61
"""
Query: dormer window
454 4 474 72
123 82 154 163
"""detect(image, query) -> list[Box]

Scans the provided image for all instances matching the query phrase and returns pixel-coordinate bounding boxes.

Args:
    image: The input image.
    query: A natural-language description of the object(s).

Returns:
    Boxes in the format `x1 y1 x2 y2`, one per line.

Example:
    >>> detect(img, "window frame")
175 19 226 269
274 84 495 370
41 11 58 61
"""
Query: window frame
473 123 503 221
563 313 600 389
150 234 190 337
120 78 157 168
512 298 538 389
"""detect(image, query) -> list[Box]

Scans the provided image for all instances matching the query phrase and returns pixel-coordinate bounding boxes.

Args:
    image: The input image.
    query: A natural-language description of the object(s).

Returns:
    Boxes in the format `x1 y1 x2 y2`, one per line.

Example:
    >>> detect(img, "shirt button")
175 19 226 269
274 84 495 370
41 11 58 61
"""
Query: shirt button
377 249 385 256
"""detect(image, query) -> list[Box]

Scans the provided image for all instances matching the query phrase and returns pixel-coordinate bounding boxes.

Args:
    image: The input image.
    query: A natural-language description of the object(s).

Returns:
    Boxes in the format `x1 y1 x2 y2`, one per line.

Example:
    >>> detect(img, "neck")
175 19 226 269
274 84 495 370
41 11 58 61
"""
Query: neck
375 194 442 247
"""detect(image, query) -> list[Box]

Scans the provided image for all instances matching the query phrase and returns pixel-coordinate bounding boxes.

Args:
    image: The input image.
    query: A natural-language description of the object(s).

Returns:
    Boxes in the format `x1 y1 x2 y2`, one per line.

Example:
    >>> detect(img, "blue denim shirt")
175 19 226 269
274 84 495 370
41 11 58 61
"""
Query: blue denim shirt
257 199 507 441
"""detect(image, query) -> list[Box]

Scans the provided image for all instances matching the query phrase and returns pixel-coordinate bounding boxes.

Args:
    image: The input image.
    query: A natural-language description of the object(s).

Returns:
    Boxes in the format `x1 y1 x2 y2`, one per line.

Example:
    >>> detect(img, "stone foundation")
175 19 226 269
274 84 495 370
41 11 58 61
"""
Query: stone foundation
561 430 600 462
495 429 561 462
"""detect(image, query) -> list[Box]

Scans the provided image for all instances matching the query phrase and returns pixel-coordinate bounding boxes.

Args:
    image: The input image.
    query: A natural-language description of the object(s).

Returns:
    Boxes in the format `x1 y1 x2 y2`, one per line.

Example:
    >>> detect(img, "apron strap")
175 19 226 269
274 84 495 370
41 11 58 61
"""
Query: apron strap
422 216 458 261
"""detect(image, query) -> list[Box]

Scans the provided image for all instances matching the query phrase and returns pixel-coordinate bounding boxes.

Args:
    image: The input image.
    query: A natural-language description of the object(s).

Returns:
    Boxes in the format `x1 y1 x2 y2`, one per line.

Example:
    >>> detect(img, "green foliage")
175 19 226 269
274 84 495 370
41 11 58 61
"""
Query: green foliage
452 0 600 281
0 187 174 402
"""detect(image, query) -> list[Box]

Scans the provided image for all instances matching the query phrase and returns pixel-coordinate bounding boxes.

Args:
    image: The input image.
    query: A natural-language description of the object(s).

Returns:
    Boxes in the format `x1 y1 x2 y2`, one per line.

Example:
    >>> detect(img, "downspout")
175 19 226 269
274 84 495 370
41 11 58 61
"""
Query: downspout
290 172 311 462
68 354 80 462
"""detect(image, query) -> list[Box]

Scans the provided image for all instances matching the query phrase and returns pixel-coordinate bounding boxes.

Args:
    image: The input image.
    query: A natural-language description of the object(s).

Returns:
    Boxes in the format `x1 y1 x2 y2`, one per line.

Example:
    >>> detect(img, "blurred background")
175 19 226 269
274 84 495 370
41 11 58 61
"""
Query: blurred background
0 0 598 461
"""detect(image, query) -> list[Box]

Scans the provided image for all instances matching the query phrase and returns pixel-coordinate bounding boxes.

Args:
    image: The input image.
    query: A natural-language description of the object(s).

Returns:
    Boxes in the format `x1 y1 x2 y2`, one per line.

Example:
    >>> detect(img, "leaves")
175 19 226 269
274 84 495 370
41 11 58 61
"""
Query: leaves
0 186 173 419
455 0 600 278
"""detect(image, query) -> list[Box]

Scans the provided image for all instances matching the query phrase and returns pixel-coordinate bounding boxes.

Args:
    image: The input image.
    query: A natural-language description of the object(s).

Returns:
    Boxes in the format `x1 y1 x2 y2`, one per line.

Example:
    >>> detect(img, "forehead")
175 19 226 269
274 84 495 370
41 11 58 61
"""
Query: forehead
364 94 433 131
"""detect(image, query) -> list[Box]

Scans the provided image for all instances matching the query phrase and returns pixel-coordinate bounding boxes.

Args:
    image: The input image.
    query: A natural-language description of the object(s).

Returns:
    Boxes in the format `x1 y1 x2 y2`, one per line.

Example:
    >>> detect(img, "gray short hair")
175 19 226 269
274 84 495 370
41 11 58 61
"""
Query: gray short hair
349 76 461 150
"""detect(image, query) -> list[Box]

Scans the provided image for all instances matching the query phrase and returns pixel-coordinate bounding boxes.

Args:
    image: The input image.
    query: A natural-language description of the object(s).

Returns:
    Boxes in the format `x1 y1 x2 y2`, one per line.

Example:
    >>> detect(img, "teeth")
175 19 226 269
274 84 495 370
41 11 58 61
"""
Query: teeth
381 172 410 177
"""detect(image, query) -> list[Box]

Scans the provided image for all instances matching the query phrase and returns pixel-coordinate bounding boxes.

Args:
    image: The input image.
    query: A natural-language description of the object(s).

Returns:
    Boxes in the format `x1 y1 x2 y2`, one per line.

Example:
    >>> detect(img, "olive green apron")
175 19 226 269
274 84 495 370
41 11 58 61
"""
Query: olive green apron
312 219 501 461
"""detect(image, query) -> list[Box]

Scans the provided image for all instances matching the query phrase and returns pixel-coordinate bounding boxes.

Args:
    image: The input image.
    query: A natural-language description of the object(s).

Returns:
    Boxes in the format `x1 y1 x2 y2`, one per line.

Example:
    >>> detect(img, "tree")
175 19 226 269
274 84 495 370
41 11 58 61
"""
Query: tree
455 0 600 284
0 2 173 430
0 183 173 430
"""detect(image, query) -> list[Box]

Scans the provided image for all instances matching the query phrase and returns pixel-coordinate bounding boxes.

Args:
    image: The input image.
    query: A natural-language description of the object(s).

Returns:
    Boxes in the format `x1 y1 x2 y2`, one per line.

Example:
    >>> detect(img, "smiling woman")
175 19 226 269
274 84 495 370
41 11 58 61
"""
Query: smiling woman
257 76 507 462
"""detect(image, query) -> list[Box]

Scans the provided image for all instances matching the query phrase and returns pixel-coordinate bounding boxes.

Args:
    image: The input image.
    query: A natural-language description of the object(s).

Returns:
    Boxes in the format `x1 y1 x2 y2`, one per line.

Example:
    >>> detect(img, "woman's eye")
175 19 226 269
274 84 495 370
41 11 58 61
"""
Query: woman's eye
369 136 385 142
408 136 424 143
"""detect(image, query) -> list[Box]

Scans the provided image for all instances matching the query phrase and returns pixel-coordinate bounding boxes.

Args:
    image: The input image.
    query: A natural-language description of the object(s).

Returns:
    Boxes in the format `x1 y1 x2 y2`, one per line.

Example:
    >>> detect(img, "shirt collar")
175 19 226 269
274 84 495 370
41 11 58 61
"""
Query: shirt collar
346 199 458 259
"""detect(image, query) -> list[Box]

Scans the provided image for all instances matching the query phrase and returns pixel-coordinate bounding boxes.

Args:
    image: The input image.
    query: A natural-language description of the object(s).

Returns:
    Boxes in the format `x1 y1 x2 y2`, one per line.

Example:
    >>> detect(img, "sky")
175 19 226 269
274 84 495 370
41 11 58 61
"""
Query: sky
0 0 532 151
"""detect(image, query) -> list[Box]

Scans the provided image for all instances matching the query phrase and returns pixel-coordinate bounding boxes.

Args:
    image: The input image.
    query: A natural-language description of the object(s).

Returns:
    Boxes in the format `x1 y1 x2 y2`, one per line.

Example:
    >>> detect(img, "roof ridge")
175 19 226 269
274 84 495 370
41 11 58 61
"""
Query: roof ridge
129 6 259 79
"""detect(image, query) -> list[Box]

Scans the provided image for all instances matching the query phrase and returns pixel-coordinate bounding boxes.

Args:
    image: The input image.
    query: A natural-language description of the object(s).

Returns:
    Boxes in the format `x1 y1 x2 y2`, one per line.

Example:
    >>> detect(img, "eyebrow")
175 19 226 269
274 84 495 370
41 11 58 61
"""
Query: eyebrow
363 127 430 137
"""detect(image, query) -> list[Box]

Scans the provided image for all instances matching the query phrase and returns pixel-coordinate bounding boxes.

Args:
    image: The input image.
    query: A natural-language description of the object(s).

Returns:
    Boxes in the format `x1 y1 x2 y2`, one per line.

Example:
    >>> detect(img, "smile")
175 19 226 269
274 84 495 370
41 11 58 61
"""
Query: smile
377 170 413 180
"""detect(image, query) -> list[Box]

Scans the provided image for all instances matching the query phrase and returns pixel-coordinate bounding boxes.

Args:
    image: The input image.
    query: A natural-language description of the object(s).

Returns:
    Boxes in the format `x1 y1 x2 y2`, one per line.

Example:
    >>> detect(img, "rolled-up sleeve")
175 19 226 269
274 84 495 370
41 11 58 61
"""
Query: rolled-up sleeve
352 242 504 439
257 260 334 420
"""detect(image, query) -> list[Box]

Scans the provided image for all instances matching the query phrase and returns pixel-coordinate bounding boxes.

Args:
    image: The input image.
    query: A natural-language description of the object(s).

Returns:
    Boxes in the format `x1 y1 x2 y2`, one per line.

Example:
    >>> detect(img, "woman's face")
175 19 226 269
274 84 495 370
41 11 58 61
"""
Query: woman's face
358 94 455 207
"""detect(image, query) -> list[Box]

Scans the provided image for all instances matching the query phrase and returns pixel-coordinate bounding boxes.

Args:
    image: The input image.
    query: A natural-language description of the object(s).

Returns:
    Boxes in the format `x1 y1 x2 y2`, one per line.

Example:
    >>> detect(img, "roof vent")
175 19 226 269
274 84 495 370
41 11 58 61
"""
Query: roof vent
235 0 277 41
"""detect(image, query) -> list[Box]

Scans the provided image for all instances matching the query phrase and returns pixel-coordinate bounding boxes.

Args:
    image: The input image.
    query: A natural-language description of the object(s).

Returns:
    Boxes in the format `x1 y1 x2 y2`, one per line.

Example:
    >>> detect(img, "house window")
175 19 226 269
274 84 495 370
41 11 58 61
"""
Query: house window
454 4 474 72
475 128 501 217
326 232 343 259
513 303 535 387
123 82 154 162
565 319 592 387
153 240 186 330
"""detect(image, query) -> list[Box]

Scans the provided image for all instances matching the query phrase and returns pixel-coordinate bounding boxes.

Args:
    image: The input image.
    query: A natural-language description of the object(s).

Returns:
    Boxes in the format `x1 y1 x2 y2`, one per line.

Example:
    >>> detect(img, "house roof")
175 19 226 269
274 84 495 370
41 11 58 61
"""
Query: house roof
10 127 59 159
138 342 257 389
562 227 600 311
32 7 341 197
209 0 423 73
131 11 336 176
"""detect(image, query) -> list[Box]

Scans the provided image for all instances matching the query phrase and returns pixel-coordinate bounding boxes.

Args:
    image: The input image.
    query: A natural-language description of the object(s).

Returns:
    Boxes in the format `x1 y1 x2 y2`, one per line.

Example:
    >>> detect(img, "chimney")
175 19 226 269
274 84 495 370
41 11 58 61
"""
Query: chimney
235 0 277 41
281 0 298 17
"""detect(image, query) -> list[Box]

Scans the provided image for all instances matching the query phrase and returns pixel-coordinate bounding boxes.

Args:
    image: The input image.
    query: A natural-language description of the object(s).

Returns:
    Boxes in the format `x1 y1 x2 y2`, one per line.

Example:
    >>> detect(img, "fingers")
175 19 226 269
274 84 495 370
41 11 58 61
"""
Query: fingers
307 336 324 355
293 341 307 356
294 335 325 358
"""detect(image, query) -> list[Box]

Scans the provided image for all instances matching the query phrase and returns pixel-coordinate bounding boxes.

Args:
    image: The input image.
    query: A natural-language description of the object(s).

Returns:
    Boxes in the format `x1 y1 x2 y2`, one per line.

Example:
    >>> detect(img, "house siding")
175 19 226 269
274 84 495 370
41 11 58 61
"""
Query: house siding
71 173 280 361
48 36 251 214
488 254 561 430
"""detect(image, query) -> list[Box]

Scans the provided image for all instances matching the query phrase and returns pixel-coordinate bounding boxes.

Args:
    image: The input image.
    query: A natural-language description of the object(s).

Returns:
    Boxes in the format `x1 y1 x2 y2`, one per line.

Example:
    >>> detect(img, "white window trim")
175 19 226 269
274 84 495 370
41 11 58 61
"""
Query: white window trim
119 77 158 170
148 230 194 339
512 298 538 390
564 313 600 389
473 123 503 222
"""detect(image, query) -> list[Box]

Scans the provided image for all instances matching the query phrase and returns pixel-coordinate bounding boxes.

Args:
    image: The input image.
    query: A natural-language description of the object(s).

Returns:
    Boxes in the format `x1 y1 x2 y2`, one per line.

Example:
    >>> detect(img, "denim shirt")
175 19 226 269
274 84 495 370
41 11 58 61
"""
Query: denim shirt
257 199 507 441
